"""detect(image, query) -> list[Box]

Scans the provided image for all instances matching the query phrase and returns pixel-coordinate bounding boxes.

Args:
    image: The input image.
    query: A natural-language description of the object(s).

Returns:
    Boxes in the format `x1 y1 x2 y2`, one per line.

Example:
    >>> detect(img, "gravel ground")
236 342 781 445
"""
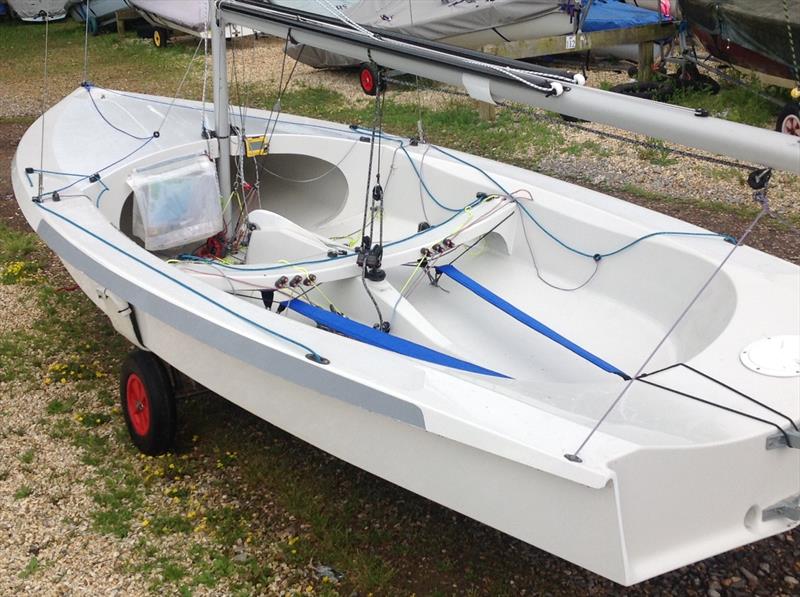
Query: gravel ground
0 381 151 596
2 24 800 597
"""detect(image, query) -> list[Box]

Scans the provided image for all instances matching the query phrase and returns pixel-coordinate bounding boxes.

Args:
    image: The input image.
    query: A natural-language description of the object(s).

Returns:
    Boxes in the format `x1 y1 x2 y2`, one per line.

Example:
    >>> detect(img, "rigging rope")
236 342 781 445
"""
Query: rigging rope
358 75 388 329
37 13 50 200
566 192 772 462
82 0 91 84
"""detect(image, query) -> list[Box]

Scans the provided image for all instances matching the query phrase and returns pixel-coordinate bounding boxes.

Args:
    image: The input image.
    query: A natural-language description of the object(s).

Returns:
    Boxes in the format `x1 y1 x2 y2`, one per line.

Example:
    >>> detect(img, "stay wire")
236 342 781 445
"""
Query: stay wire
82 0 90 84
567 202 770 461
38 12 50 200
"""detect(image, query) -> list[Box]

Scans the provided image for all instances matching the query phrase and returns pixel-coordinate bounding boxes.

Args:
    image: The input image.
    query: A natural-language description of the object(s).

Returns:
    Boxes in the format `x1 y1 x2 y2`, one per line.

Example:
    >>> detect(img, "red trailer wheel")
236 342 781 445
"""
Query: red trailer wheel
359 64 385 96
777 103 800 137
126 373 151 436
120 350 176 455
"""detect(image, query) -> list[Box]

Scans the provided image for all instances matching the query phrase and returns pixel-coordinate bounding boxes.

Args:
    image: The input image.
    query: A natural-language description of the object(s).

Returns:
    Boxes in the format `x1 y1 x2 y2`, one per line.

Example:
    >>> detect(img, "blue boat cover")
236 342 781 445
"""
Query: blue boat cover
435 265 630 380
583 0 668 33
283 299 510 378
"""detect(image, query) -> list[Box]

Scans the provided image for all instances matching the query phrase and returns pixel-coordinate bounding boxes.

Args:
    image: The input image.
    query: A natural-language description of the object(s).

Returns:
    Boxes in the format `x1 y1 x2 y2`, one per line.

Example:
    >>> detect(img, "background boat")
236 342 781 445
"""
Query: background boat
69 0 126 33
270 0 671 68
124 0 253 46
680 0 800 82
7 0 71 20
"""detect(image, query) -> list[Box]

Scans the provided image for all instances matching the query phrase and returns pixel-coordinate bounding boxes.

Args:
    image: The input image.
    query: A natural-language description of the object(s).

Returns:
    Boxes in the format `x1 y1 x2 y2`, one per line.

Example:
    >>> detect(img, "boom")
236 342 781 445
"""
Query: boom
217 0 800 174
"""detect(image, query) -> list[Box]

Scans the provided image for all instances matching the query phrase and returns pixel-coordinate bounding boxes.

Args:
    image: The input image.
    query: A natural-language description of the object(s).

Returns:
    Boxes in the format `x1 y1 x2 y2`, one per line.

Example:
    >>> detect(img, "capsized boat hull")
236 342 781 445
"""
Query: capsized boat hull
12 87 800 585
7 0 70 20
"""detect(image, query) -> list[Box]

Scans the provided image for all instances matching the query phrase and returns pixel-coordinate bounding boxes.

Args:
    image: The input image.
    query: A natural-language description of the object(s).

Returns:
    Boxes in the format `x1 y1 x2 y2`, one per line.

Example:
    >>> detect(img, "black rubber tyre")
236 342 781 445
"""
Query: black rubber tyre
87 15 99 36
119 350 176 455
776 102 800 137
609 80 675 101
152 27 170 49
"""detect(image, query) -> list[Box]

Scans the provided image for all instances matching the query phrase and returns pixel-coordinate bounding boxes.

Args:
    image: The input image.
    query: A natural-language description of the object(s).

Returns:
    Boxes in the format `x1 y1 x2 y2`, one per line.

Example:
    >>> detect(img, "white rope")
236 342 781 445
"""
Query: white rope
315 0 376 38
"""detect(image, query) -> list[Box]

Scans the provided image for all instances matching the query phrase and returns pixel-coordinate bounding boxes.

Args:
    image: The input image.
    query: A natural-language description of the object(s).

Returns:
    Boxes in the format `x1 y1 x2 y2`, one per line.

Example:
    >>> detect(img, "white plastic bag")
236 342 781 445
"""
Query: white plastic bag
128 156 223 251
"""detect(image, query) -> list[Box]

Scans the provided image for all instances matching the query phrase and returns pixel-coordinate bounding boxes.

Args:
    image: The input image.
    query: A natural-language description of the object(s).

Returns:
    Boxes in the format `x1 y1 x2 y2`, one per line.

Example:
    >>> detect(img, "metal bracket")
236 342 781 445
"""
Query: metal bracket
762 497 800 522
766 429 800 450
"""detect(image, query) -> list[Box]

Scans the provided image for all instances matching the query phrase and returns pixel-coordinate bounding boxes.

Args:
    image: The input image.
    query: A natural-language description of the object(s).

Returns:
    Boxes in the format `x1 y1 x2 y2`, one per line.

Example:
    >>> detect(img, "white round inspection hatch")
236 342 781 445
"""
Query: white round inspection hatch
740 335 800 377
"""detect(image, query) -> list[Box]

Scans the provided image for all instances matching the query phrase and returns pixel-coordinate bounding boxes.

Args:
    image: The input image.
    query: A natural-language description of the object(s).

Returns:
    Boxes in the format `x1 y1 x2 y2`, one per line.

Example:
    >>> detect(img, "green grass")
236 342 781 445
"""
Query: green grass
149 513 193 536
19 556 40 579
246 83 562 171
0 331 39 382
19 448 35 464
0 222 38 263
46 397 76 415
637 138 678 167
90 472 142 538
669 74 784 129
0 20 202 100
14 485 33 500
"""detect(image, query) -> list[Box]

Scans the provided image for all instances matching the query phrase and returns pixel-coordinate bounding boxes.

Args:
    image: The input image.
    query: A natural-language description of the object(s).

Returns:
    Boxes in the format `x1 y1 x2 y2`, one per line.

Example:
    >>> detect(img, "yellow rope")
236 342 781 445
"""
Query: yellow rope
278 260 341 312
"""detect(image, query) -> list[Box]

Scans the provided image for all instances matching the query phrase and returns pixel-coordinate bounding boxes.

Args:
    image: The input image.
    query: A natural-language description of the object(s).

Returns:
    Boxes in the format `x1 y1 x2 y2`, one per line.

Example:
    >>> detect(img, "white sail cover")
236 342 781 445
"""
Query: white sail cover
7 0 71 20
125 0 210 31
271 0 574 68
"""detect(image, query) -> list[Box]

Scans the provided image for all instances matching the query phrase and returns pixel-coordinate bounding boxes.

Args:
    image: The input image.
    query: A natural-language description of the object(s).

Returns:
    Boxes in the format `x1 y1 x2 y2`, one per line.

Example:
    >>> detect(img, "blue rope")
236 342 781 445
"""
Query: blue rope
26 168 89 187
397 144 463 213
34 137 153 202
352 128 736 260
517 196 734 260
36 202 324 361
48 87 734 264
84 84 154 141
428 145 511 196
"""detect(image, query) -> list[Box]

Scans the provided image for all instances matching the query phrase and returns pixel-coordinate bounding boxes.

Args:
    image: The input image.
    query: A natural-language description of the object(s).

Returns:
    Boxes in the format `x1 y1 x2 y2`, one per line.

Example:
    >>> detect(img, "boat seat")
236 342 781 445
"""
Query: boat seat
245 209 331 264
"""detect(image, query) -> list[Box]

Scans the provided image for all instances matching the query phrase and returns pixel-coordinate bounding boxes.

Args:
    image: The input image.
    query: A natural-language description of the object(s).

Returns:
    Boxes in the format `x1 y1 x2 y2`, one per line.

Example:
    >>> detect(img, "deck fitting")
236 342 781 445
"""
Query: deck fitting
762 497 800 522
765 429 800 450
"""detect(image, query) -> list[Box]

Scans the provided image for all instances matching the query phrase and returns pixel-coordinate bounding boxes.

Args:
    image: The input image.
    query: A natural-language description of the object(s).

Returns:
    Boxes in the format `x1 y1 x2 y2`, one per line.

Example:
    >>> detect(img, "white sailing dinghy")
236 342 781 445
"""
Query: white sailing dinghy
12 0 800 586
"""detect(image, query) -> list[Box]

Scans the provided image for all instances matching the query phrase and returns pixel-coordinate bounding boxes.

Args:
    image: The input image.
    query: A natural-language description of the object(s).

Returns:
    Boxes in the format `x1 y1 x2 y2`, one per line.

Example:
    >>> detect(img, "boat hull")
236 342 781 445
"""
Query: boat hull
11 89 800 585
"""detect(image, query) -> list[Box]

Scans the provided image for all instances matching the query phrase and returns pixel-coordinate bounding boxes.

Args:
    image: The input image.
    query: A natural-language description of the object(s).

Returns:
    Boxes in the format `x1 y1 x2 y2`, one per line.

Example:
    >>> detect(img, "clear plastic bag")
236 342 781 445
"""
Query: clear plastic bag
128 156 223 251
